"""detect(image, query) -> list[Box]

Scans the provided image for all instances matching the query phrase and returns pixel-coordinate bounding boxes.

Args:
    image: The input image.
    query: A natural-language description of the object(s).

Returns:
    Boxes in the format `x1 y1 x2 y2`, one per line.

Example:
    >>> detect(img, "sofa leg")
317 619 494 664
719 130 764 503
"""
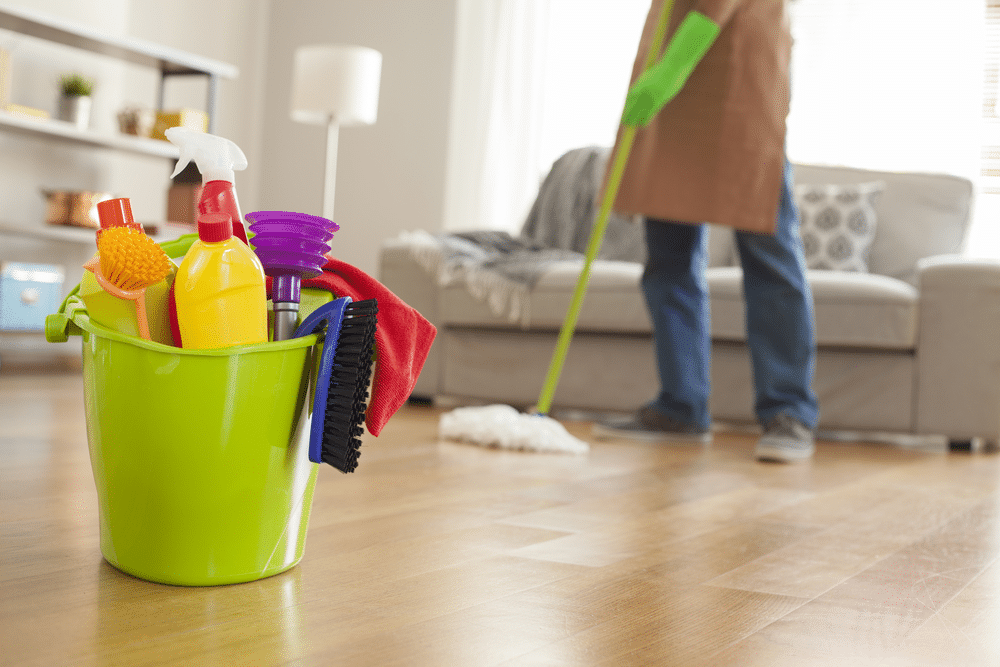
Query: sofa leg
406 395 435 407
947 438 992 453
949 439 974 452
948 438 1000 453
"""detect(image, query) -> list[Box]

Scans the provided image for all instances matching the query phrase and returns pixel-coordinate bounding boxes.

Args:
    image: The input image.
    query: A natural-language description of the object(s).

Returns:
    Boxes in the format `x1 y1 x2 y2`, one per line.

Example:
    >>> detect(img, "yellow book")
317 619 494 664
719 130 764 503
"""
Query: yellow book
4 103 50 120
150 109 208 142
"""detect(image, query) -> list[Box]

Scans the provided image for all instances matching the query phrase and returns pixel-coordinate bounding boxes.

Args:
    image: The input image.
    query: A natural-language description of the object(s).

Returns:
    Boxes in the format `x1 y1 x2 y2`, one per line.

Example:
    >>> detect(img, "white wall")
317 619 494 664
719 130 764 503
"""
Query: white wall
259 0 458 276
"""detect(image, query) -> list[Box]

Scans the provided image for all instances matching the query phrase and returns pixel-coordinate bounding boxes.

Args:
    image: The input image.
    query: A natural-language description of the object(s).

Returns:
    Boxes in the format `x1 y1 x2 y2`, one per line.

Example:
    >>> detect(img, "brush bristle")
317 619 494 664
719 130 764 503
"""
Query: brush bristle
97 227 172 291
321 299 378 473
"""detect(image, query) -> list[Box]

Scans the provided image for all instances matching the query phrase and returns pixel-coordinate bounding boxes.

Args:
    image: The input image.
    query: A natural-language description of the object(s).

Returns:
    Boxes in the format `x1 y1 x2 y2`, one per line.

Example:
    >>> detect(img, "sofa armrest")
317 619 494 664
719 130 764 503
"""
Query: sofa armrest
915 255 1000 443
378 237 443 399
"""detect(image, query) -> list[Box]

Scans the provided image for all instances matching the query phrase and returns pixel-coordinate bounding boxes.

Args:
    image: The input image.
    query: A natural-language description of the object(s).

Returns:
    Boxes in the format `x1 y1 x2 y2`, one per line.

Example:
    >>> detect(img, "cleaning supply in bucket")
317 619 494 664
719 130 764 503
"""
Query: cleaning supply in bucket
246 210 339 341
95 197 143 236
165 126 250 245
293 297 378 472
79 198 175 344
437 0 678 454
94 227 172 292
82 227 173 341
295 257 436 437
173 211 268 348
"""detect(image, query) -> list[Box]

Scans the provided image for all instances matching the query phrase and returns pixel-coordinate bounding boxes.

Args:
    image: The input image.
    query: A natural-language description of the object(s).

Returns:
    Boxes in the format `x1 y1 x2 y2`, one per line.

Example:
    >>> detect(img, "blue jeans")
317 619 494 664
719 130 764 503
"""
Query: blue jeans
641 160 819 429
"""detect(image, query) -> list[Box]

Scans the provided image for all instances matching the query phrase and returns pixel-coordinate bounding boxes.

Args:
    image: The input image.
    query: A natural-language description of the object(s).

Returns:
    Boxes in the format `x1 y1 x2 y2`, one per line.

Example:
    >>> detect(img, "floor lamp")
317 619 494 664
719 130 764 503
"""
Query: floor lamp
290 44 382 221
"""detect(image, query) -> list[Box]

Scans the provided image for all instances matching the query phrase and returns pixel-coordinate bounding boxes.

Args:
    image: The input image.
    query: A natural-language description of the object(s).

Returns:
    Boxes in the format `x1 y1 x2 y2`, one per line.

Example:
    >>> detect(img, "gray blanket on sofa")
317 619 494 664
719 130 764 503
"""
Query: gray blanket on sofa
520 146 645 264
450 230 580 286
401 146 646 324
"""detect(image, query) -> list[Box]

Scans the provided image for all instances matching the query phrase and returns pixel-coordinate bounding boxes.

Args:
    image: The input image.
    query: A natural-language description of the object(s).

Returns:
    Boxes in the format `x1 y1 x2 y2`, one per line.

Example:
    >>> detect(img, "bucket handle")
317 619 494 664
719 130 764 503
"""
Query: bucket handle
45 294 87 342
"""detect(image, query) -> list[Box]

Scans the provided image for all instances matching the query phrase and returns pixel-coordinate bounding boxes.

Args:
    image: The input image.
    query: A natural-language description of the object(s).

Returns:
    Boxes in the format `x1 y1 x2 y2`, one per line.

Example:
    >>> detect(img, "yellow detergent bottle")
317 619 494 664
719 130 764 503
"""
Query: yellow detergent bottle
174 212 267 348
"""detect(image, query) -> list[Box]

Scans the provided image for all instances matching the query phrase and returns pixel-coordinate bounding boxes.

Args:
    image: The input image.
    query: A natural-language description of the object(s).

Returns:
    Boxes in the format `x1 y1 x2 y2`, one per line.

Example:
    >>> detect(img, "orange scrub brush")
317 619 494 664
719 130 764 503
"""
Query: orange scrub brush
95 227 172 291
81 198 173 341
83 227 172 340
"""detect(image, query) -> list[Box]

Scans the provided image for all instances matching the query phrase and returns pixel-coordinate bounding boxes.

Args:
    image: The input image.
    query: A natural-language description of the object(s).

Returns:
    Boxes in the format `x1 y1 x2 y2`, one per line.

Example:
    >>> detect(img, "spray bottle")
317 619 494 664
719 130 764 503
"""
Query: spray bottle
173 212 268 349
166 127 250 244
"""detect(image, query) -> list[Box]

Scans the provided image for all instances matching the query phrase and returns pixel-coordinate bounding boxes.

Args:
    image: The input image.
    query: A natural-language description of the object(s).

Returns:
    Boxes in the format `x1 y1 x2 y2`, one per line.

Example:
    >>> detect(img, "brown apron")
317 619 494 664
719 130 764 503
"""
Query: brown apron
612 0 792 234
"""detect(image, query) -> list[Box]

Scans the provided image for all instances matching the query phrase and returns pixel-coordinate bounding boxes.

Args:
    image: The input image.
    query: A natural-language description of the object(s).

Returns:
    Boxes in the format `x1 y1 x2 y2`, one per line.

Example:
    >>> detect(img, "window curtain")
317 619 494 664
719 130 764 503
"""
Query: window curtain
444 0 647 234
443 0 551 233
977 0 1000 256
787 0 983 178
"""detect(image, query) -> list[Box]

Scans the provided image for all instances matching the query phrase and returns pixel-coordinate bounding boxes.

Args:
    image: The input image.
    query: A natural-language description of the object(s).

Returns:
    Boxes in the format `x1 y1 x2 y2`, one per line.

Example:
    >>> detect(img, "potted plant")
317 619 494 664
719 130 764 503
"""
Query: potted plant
57 73 94 129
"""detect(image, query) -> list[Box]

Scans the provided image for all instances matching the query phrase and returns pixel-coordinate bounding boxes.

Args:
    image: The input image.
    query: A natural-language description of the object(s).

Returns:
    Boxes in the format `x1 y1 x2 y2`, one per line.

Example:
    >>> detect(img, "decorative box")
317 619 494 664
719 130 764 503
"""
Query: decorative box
0 262 65 331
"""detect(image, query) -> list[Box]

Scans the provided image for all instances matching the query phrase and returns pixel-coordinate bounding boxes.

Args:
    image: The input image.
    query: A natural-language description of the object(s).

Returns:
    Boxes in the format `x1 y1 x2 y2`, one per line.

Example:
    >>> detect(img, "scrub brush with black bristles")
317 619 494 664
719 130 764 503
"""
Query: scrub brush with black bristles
294 297 378 473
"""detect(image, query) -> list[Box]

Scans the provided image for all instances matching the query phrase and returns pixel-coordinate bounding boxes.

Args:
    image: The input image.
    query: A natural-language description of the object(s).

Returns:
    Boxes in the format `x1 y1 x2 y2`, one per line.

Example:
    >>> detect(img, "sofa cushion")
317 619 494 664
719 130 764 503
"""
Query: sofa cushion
709 266 919 350
442 259 651 332
796 181 883 272
442 259 918 350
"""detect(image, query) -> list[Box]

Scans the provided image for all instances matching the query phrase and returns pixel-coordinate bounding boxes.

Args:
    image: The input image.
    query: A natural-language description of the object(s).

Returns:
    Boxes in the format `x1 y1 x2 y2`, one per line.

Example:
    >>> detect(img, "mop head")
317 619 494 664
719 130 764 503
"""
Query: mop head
439 404 589 454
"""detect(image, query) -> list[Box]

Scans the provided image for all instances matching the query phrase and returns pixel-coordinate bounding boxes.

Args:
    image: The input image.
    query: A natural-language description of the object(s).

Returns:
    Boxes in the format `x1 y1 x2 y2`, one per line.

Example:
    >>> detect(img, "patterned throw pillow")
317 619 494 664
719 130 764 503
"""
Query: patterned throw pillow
795 181 884 272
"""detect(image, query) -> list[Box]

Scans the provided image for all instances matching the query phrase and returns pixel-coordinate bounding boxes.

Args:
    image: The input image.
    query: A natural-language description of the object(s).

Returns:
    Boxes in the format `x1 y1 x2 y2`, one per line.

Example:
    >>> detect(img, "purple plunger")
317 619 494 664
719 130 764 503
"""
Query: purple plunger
246 211 340 341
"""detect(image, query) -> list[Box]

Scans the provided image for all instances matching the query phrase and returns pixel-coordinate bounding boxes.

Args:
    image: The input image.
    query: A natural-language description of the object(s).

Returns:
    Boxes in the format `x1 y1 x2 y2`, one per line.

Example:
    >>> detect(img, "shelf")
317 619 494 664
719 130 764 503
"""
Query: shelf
0 5 238 78
0 223 95 245
0 222 187 246
0 110 180 158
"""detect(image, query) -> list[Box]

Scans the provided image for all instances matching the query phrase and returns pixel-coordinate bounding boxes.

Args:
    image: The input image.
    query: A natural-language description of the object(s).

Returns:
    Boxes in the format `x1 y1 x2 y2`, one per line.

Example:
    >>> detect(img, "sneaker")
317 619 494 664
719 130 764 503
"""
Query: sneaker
593 405 711 444
755 413 815 463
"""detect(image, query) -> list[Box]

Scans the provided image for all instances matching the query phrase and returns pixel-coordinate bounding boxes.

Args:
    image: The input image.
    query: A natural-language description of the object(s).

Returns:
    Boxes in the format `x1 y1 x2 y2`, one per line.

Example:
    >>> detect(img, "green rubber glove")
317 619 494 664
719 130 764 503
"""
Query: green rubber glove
622 11 721 127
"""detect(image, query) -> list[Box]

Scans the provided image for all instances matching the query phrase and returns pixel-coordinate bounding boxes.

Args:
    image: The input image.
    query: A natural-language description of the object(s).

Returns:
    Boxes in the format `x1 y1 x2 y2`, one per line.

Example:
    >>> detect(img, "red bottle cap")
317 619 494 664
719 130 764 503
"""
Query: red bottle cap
197 212 233 243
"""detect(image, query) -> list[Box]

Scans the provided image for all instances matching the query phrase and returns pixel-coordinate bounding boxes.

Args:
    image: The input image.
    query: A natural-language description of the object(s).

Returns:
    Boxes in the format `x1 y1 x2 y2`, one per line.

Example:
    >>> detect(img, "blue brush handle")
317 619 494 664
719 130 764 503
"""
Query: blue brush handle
293 296 352 464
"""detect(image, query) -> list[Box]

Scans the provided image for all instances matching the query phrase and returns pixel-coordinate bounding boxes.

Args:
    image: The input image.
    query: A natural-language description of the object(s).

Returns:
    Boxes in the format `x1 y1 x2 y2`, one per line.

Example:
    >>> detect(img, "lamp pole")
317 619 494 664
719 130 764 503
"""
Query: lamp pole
323 118 339 221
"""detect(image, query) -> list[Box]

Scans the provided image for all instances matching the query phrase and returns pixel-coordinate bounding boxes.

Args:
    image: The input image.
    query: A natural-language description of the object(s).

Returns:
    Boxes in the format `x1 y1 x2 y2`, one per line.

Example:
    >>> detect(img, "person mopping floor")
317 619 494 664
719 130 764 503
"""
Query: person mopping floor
592 0 819 464
441 0 818 462
439 0 680 455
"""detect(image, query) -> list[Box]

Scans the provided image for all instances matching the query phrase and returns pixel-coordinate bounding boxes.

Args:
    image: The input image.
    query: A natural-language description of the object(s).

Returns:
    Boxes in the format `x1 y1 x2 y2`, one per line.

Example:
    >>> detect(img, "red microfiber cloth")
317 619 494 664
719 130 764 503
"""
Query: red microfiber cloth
268 258 436 437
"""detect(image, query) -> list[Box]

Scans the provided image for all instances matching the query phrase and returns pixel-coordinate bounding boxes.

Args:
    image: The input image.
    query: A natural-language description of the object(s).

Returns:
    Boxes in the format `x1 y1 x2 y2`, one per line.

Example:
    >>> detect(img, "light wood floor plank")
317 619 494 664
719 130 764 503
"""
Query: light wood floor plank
893 557 1000 665
704 482 990 599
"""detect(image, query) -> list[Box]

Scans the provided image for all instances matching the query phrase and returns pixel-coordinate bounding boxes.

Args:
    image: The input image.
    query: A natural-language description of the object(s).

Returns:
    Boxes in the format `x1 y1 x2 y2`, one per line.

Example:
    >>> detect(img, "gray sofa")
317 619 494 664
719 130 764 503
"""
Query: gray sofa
380 158 1000 448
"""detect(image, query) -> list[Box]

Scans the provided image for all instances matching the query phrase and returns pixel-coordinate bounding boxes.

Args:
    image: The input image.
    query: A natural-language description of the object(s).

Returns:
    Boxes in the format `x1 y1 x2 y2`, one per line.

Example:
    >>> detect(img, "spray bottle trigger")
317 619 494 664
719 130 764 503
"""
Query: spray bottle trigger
170 156 191 179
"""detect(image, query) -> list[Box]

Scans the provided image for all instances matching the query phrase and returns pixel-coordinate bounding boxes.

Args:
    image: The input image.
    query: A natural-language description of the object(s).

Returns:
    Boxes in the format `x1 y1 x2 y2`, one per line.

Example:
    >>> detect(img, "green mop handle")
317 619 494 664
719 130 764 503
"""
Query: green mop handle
534 127 636 415
535 0 675 416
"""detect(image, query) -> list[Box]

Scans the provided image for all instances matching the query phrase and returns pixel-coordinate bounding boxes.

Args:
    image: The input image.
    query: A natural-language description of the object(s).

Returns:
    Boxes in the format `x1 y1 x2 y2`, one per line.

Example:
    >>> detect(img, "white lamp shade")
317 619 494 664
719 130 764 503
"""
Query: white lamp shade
290 44 382 126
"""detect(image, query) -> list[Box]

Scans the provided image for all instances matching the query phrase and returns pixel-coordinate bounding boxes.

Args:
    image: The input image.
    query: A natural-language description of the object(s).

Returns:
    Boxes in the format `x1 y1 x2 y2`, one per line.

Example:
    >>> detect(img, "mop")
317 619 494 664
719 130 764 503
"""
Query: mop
439 1 677 454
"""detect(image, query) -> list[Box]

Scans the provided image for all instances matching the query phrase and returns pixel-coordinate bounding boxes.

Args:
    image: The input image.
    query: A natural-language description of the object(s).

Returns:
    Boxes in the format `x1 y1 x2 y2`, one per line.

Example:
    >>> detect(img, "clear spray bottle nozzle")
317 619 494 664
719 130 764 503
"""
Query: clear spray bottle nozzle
166 127 248 183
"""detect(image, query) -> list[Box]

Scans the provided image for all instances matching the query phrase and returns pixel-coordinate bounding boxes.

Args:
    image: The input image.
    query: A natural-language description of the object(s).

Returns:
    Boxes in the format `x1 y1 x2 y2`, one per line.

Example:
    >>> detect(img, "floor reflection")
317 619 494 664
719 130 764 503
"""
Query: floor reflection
94 561 306 664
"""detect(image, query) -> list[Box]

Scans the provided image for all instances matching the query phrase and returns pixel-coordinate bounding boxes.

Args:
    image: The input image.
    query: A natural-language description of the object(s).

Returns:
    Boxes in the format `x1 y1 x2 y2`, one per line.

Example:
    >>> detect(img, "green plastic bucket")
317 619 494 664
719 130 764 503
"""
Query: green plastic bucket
46 234 321 586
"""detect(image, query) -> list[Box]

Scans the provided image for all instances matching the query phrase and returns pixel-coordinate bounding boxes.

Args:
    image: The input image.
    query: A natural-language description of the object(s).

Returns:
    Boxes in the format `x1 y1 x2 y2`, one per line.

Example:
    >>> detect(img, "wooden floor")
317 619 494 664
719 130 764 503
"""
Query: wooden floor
4 372 1000 666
